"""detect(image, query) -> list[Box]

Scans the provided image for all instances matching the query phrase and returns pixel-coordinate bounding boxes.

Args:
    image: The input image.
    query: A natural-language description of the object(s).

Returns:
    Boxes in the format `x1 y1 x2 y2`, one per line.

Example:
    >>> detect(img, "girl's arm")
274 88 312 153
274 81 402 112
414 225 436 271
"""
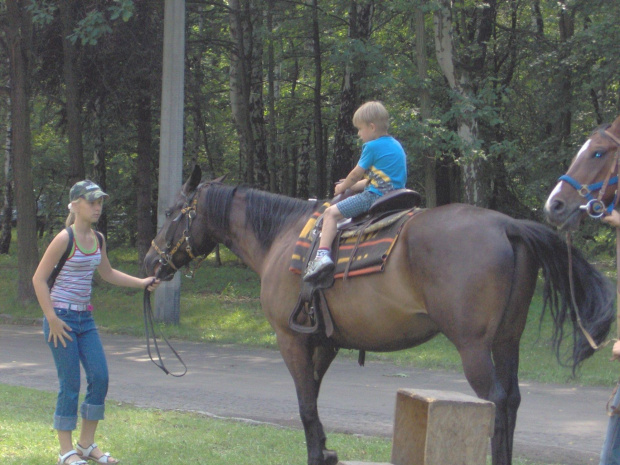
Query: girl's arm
97 236 160 291
32 229 74 348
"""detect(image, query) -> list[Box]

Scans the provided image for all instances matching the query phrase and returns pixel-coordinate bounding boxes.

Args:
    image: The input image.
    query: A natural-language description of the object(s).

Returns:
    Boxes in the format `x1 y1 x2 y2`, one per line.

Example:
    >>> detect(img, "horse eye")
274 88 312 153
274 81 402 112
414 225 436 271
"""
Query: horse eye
165 209 172 218
594 151 604 158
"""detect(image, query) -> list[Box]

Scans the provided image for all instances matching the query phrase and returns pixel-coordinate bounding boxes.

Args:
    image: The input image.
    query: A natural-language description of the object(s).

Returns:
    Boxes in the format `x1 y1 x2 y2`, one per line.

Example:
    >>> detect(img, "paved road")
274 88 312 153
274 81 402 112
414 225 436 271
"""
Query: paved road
0 324 612 464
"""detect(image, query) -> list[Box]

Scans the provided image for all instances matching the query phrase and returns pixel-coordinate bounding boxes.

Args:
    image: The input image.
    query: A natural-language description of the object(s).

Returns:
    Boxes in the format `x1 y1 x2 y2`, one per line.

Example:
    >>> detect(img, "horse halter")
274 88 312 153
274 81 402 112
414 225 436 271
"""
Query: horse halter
558 129 620 219
151 191 206 277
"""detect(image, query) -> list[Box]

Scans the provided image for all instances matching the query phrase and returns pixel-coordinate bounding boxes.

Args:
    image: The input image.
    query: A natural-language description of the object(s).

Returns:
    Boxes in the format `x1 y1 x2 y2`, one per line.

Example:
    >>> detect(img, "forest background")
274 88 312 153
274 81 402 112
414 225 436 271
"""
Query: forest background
1 0 619 302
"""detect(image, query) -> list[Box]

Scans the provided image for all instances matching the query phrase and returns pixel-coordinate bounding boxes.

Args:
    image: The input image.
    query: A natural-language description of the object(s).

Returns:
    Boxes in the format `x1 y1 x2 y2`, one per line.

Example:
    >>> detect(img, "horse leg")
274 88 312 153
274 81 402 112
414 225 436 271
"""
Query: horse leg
492 340 521 464
458 344 510 465
277 333 339 465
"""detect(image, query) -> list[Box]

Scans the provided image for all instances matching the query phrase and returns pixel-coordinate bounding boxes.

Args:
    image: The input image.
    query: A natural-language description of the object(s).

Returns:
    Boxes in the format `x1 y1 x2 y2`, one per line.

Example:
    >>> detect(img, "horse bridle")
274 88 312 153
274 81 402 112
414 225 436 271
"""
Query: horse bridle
144 188 209 377
558 129 620 219
151 190 207 278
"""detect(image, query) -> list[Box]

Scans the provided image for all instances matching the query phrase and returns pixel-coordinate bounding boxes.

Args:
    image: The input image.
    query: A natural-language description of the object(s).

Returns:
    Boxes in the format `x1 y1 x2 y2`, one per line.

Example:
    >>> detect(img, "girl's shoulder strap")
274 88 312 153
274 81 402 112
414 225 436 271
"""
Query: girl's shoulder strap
47 226 75 290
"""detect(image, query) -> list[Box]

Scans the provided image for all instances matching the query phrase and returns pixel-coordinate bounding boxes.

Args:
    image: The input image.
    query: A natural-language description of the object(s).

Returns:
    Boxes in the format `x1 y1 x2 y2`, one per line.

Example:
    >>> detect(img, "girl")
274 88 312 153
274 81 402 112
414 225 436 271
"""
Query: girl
32 180 160 465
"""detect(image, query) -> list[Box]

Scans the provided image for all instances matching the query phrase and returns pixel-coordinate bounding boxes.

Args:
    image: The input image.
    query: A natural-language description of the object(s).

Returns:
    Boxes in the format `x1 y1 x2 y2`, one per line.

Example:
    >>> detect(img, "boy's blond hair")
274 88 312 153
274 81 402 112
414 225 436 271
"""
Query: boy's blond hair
352 101 390 133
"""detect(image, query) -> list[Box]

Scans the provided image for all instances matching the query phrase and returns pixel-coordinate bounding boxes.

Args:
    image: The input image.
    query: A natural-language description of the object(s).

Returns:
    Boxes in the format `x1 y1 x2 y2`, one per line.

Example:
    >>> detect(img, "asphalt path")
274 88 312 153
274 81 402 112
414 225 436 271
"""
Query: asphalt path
0 324 612 465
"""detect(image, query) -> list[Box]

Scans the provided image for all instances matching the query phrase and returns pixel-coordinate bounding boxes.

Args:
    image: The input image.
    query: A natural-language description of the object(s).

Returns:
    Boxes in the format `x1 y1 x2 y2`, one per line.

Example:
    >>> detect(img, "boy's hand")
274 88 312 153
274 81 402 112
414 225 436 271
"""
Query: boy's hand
611 340 620 362
602 210 620 228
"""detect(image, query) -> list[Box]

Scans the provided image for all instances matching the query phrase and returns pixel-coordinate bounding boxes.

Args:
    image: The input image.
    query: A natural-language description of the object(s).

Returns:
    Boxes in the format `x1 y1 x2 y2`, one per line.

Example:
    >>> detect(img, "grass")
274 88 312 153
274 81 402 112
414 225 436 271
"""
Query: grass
0 385 391 465
0 385 560 465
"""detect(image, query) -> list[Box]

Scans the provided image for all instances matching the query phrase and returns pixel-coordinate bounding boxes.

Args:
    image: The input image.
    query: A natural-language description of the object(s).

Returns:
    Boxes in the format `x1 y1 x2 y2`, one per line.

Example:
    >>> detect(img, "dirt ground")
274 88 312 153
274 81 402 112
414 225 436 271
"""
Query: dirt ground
0 324 612 465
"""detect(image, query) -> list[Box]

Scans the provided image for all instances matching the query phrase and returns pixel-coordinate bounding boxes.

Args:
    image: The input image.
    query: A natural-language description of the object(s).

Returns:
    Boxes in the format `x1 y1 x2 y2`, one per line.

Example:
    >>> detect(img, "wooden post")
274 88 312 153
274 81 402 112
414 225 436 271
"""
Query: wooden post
155 0 185 323
391 389 495 465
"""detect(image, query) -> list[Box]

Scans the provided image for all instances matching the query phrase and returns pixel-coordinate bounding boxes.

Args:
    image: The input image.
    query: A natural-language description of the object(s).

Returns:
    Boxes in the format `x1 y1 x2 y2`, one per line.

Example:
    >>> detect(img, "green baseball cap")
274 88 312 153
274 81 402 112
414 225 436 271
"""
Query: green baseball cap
70 180 109 202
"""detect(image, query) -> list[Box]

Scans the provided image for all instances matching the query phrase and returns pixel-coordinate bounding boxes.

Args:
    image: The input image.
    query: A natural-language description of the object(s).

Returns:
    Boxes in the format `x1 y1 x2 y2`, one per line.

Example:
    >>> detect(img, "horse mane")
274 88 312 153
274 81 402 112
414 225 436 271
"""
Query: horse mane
202 183 317 250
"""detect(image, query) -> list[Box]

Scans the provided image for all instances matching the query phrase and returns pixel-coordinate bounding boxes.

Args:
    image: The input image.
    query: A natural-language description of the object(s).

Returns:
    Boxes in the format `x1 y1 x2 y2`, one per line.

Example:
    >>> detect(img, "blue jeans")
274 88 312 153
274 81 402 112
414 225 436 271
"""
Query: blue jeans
601 382 620 465
43 308 109 431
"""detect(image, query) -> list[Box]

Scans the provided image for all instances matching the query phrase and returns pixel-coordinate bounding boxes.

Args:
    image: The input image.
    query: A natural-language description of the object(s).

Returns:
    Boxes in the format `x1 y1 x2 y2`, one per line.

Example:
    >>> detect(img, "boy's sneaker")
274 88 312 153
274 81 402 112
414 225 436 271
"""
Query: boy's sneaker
303 254 335 282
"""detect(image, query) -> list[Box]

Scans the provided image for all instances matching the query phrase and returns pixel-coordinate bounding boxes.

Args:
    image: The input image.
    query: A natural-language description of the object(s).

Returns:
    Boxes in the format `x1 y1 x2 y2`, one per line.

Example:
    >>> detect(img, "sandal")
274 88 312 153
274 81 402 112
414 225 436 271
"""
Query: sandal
75 443 120 464
58 450 87 465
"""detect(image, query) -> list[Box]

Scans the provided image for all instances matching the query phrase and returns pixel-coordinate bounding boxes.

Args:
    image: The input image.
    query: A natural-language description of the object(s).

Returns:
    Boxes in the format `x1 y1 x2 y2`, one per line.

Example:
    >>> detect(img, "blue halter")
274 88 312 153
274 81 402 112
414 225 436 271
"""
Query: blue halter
557 174 618 217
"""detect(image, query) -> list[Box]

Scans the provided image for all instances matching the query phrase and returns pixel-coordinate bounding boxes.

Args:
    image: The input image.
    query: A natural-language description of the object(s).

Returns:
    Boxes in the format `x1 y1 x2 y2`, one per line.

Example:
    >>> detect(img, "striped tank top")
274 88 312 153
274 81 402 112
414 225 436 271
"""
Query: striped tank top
50 226 102 305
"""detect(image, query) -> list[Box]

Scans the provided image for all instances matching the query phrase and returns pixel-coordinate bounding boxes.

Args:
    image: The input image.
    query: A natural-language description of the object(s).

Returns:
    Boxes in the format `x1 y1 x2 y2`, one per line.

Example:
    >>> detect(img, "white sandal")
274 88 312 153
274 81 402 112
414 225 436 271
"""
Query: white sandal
58 450 87 465
75 443 120 464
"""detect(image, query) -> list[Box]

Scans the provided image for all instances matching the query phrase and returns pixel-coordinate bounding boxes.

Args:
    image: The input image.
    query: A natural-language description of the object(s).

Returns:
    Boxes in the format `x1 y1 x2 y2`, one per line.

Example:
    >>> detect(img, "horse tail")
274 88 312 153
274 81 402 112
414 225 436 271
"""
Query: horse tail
505 219 614 373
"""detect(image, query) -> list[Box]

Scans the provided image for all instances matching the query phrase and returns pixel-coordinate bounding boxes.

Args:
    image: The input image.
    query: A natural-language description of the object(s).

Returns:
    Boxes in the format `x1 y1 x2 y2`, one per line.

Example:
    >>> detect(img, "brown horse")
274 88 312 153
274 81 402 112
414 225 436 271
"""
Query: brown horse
145 165 613 465
545 115 620 229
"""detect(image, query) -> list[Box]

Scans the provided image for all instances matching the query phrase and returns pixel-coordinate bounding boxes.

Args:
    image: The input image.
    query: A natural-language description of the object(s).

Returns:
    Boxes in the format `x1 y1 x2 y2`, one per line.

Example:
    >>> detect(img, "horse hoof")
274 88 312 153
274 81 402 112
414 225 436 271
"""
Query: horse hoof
323 449 338 465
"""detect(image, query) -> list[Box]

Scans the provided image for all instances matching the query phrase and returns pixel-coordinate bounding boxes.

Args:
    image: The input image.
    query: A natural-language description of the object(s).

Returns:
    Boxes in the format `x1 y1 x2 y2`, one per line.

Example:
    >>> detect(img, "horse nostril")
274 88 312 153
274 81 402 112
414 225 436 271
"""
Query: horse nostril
549 199 565 214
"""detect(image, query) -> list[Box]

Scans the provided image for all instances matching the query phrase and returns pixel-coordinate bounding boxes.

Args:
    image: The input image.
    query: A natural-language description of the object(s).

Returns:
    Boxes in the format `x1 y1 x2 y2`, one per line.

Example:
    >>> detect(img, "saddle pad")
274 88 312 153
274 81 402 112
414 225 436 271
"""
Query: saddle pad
289 207 419 279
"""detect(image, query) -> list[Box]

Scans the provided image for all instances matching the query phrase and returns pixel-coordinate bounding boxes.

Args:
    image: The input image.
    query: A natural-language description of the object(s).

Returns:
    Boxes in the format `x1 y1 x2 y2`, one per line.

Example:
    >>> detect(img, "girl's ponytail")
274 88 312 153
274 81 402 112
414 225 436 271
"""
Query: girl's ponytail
65 201 77 227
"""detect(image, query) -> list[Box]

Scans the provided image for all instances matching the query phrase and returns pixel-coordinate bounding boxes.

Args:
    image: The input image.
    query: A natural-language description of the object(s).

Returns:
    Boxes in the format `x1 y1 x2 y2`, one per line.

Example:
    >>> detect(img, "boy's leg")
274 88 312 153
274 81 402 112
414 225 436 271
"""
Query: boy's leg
304 191 379 281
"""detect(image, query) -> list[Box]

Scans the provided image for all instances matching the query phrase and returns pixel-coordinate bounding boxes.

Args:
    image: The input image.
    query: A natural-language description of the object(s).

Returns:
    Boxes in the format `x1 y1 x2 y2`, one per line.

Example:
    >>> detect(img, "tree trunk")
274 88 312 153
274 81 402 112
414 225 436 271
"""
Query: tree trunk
433 0 484 206
7 0 38 301
332 0 374 192
266 0 278 192
229 0 254 185
415 6 436 208
0 96 13 254
136 89 154 273
297 125 311 199
249 1 268 190
309 0 326 197
59 0 85 183
92 97 108 238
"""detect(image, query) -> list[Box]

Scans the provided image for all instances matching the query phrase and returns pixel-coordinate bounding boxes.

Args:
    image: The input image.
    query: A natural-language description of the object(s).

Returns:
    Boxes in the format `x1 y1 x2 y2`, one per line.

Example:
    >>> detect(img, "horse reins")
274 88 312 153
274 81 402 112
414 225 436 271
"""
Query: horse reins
143 272 187 377
560 129 620 350
144 186 211 376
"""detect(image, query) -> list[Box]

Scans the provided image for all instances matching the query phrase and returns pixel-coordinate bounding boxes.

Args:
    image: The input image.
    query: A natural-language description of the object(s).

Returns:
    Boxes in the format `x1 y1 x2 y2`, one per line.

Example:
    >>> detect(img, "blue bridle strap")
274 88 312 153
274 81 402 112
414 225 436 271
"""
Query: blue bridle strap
558 174 619 217
558 174 619 201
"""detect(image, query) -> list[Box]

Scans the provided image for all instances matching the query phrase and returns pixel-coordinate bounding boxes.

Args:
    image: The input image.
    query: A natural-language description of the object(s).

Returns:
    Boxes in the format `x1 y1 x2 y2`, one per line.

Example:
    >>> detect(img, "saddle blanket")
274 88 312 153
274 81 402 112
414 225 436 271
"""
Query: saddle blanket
289 204 419 279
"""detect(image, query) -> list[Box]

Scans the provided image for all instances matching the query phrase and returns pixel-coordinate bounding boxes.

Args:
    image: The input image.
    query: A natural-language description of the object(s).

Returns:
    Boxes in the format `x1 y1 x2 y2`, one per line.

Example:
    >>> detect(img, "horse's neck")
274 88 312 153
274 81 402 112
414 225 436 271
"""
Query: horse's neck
222 201 267 275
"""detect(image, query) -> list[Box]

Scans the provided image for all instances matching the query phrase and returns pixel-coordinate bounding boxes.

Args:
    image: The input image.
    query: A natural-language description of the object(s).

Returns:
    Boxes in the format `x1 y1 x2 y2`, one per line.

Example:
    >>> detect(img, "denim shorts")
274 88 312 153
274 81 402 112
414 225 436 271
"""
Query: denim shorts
336 190 381 218
43 308 109 430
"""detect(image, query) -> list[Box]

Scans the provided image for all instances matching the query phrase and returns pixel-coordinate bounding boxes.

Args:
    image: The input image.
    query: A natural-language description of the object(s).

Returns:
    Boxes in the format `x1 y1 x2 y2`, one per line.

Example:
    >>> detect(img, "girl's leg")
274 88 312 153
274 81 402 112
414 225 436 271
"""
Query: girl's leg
43 310 82 462
600 384 620 465
76 313 117 462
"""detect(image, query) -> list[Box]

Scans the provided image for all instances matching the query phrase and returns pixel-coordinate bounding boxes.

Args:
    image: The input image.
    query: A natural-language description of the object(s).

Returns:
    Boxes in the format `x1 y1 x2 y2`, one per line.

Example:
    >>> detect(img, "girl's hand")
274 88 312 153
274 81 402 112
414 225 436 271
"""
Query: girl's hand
47 316 73 348
143 278 161 292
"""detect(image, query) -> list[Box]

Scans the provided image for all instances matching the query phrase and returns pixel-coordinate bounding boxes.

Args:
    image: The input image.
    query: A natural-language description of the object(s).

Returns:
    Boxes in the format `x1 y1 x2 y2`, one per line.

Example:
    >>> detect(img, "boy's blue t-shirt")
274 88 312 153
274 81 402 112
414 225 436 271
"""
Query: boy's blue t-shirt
357 135 407 196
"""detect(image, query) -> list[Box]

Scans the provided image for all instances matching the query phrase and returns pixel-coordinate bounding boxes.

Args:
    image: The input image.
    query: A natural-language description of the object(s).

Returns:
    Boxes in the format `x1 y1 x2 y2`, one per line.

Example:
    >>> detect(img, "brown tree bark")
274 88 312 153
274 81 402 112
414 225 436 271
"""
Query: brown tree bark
415 6 436 208
1 95 13 254
59 0 85 183
332 0 373 193
6 0 39 301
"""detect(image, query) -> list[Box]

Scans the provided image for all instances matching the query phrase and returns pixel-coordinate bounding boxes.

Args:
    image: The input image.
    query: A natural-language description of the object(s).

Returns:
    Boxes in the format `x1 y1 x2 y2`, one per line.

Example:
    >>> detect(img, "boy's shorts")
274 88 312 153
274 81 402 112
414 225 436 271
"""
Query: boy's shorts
336 190 381 218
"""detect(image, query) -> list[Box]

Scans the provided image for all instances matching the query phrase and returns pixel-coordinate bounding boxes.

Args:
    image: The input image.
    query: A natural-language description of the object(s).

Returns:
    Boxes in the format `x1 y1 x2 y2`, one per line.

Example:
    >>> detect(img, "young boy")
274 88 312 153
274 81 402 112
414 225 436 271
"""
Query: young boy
303 101 407 282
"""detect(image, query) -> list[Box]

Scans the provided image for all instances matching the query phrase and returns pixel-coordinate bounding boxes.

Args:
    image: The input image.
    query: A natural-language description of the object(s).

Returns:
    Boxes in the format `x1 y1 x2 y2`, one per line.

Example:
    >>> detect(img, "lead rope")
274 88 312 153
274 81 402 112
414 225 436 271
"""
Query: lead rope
143 278 187 377
565 232 607 351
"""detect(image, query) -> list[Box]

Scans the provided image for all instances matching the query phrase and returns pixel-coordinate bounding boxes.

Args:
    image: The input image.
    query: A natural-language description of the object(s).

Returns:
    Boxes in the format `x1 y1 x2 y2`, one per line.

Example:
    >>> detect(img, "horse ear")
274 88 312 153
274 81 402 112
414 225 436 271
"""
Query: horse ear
610 115 620 137
212 174 227 183
183 165 202 195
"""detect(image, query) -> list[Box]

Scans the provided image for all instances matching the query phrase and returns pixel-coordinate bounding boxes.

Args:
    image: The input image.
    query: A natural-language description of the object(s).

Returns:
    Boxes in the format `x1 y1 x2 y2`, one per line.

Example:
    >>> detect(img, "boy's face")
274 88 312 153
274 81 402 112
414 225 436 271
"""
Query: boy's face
355 122 378 143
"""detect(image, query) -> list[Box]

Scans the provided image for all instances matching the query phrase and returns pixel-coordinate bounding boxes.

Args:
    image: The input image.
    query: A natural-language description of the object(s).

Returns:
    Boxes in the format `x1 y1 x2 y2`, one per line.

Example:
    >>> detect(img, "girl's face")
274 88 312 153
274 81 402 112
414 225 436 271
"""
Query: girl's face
356 122 377 143
74 198 104 223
